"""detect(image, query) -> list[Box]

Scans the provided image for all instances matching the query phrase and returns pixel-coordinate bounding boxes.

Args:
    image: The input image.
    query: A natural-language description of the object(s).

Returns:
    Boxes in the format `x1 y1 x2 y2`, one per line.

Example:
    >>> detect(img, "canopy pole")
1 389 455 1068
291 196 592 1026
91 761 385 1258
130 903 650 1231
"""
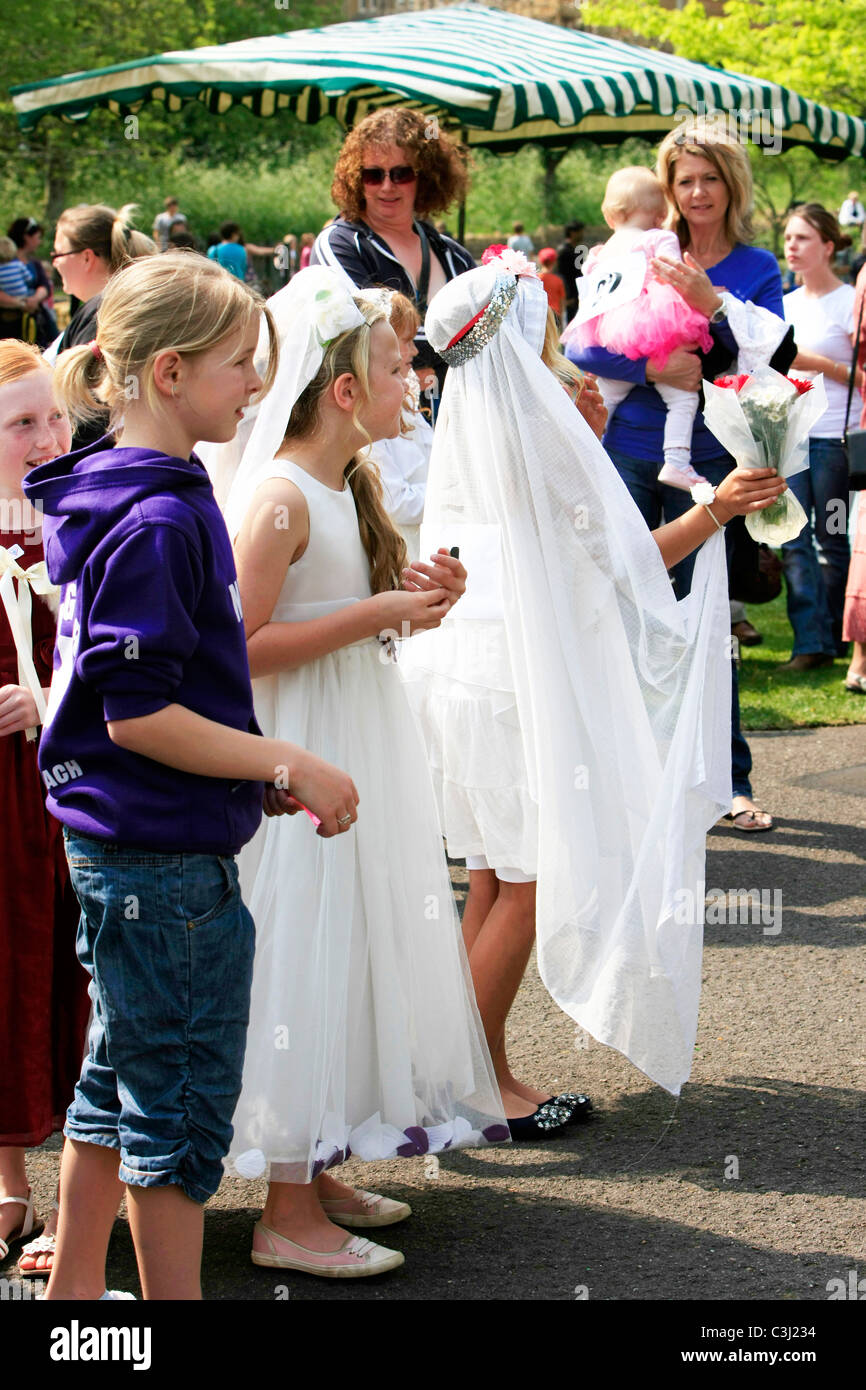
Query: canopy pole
457 126 468 244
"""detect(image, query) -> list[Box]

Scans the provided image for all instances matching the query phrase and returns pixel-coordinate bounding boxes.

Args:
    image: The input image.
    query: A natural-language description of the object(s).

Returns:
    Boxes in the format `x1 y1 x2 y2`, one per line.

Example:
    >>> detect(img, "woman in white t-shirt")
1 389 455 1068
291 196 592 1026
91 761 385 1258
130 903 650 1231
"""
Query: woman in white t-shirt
782 205 859 666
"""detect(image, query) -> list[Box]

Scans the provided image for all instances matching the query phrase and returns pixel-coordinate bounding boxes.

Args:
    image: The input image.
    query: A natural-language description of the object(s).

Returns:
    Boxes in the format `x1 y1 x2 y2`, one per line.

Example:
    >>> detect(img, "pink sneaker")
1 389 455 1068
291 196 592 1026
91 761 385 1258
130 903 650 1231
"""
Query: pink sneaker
319 1188 411 1229
251 1221 404 1278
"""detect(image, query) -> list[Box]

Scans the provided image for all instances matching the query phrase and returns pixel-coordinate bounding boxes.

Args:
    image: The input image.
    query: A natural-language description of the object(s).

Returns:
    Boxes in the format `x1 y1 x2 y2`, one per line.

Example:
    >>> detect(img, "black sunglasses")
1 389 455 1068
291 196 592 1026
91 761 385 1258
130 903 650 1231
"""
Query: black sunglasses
50 248 83 263
361 164 417 187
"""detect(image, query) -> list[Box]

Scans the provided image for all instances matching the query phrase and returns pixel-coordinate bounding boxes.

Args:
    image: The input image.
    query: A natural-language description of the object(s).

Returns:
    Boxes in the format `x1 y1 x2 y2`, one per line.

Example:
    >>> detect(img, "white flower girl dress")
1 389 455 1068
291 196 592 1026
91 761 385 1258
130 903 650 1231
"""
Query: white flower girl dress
214 270 508 1184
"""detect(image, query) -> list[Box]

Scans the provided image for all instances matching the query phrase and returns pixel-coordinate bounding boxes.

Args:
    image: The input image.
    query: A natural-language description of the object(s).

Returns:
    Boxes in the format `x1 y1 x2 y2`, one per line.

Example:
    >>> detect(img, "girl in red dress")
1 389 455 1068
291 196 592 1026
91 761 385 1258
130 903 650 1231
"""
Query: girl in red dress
0 341 91 1277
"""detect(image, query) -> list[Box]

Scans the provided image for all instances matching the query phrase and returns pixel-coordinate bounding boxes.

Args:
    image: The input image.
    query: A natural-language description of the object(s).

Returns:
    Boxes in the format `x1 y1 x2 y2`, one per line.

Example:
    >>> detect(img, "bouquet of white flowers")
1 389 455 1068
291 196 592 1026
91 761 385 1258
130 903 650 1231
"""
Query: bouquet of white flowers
702 365 828 545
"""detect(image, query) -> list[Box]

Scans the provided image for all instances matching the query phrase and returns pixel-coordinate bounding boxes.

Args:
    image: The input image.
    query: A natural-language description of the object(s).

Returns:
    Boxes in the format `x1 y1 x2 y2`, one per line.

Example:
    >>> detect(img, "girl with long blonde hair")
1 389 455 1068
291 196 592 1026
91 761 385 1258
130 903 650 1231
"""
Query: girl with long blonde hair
218 267 507 1279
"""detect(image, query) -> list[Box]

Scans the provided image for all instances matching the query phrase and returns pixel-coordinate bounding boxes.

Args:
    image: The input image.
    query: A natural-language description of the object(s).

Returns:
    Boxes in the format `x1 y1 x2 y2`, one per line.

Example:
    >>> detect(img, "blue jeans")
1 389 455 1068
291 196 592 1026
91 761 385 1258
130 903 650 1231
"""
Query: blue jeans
781 439 851 655
63 831 255 1205
606 444 752 799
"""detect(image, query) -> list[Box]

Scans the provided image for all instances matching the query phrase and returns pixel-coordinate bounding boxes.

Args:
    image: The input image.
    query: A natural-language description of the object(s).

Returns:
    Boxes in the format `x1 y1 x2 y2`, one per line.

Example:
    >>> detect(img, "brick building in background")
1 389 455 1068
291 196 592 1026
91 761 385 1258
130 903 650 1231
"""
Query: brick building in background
345 1 581 24
343 2 723 27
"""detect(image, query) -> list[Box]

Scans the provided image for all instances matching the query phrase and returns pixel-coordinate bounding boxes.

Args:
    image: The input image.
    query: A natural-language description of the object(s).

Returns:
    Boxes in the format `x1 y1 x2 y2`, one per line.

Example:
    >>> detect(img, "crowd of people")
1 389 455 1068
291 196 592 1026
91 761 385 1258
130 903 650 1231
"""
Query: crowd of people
1 107 863 1299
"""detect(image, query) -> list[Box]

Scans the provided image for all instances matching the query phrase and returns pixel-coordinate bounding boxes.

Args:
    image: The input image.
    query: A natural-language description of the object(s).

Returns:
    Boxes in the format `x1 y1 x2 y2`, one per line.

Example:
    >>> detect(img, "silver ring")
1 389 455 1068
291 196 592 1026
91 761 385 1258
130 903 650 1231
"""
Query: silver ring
337 814 352 825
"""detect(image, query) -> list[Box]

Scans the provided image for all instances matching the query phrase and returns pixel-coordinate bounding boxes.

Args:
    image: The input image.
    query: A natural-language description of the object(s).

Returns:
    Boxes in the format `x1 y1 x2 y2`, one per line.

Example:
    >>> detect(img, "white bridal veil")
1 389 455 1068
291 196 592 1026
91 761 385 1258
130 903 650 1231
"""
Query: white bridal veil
402 261 733 1095
207 267 384 538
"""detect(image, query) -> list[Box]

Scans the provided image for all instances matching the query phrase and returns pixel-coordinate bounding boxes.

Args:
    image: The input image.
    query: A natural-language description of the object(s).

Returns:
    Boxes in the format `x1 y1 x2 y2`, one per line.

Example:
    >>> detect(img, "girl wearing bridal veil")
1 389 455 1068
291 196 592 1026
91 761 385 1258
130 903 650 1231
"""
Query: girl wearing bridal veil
401 255 786 1136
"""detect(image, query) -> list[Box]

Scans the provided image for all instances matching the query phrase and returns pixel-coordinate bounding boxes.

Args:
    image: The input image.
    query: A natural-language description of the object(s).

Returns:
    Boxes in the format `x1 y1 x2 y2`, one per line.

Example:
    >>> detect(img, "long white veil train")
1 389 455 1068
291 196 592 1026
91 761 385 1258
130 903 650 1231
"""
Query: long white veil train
401 261 732 1095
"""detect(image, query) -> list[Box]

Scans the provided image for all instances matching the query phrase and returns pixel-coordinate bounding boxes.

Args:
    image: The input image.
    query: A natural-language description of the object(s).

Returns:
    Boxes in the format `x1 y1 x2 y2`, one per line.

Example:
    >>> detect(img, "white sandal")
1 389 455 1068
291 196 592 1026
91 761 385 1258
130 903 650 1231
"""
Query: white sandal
19 1196 59 1277
0 1190 38 1262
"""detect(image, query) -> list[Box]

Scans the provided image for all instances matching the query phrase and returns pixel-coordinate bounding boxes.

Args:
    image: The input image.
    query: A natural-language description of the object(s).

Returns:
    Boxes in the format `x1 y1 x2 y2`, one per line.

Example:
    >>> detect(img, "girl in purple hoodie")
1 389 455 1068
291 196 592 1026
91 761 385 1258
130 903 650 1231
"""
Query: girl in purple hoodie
25 253 359 1302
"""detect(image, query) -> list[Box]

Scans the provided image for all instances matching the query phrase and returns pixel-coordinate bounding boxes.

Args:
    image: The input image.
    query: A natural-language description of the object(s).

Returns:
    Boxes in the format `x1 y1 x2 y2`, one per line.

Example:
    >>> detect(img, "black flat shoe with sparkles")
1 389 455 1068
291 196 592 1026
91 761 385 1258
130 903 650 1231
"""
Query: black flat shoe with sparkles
507 1094 593 1141
553 1092 593 1125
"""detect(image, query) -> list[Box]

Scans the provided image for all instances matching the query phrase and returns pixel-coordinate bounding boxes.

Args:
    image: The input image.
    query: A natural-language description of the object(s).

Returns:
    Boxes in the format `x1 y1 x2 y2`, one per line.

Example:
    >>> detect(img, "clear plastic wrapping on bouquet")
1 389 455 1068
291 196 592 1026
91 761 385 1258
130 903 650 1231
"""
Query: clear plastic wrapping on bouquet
702 366 828 546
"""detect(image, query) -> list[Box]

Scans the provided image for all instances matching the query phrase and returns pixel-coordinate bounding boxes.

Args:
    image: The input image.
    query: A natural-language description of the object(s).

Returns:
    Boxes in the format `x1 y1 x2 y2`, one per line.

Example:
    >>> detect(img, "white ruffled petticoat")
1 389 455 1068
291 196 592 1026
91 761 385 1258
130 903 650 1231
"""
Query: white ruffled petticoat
411 618 539 879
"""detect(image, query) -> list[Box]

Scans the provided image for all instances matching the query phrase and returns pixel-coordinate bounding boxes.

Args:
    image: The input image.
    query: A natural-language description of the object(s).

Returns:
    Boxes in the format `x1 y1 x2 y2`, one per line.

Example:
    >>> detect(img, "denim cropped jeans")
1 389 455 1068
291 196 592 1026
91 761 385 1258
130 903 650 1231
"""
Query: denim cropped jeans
63 830 255 1205
781 438 851 656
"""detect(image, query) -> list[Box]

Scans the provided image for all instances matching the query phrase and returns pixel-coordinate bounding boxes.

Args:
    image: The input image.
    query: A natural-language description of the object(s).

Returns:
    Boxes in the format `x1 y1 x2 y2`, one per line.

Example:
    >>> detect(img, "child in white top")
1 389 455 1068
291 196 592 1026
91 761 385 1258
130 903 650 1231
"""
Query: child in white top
367 292 433 562
563 167 714 488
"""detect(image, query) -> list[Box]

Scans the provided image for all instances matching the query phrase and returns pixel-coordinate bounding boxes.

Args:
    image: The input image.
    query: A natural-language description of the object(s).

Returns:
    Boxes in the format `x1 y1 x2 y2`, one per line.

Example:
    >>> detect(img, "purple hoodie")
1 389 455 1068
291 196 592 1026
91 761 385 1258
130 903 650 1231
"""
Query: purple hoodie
23 441 263 854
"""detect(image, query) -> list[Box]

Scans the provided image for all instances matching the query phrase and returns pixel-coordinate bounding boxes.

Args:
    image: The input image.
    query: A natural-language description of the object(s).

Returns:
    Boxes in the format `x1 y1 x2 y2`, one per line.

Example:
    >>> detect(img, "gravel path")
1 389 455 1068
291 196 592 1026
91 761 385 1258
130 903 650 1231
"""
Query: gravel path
10 725 865 1308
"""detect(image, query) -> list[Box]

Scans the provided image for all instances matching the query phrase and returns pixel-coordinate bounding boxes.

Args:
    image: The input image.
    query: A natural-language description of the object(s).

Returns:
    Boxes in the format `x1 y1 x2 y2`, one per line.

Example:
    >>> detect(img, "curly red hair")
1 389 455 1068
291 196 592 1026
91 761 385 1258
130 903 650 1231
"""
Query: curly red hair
331 108 470 223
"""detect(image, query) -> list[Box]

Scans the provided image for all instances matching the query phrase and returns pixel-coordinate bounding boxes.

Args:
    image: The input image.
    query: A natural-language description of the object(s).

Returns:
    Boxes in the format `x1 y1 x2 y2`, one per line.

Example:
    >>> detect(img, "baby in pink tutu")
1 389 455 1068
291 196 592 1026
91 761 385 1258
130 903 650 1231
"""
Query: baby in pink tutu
564 166 714 488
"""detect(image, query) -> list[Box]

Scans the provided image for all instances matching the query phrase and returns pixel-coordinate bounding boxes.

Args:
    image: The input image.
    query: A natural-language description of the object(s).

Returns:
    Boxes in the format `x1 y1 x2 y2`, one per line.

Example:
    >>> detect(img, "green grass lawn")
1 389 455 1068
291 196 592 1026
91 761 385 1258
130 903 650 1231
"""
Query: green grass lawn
738 590 866 731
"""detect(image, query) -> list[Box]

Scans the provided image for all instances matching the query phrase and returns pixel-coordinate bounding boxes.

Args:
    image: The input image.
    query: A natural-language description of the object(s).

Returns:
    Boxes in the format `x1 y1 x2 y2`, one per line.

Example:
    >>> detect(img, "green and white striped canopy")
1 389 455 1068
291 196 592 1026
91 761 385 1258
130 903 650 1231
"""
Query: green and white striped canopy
11 1 865 158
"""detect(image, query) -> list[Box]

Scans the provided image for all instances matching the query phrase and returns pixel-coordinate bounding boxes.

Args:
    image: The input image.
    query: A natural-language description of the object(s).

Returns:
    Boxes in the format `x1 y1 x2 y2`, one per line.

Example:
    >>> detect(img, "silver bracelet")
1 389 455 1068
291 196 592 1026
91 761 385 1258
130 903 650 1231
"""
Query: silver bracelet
703 503 725 532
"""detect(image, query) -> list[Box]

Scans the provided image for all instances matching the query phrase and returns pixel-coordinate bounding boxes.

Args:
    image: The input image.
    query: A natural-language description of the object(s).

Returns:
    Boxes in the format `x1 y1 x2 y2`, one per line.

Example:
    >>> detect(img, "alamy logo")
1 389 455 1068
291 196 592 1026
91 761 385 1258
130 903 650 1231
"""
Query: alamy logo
49 1320 152 1370
827 1268 866 1299
0 1276 45 1300
673 100 782 155
228 579 244 622
673 885 782 936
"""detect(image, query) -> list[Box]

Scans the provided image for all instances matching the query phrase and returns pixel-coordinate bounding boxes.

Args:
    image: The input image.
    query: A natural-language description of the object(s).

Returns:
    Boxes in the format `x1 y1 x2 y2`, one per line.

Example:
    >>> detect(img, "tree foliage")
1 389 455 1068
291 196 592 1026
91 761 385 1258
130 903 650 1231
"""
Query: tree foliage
580 0 866 117
0 0 343 220
580 0 866 252
1 0 859 254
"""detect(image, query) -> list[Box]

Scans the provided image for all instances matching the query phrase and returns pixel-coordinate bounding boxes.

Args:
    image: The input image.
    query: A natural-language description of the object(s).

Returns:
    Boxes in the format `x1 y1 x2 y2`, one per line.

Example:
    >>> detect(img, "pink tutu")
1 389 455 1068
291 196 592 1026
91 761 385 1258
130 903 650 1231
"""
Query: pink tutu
571 278 713 368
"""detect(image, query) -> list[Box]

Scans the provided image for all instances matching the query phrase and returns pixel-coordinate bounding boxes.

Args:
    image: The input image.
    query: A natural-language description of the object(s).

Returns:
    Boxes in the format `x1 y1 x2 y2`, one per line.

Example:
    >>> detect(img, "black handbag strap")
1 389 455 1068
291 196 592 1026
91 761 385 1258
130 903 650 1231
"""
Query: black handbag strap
844 289 865 442
414 221 431 315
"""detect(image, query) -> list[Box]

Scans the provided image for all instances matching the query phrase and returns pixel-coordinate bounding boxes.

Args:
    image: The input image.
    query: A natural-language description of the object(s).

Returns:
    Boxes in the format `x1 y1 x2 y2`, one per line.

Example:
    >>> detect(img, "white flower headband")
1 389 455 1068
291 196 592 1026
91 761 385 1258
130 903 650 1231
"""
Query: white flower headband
313 285 366 347
220 268 390 534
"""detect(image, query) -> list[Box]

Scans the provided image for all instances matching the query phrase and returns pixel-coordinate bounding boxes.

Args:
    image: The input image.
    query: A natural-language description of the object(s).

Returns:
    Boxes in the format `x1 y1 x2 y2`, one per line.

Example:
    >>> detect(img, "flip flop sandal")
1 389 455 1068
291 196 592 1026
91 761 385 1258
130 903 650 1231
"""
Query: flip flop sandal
723 808 774 832
844 674 866 693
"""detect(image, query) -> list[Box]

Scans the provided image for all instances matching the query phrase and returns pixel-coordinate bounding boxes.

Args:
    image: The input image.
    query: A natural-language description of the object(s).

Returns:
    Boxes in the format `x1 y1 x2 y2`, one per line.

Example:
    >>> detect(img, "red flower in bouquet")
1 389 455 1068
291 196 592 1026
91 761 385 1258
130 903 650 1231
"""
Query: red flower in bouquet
714 372 813 396
481 245 508 264
702 364 828 546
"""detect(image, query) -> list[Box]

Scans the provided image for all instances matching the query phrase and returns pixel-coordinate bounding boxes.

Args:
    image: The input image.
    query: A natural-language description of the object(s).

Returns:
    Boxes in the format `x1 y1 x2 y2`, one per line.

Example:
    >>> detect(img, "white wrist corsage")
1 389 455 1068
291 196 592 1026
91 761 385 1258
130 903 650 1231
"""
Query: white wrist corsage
690 482 716 507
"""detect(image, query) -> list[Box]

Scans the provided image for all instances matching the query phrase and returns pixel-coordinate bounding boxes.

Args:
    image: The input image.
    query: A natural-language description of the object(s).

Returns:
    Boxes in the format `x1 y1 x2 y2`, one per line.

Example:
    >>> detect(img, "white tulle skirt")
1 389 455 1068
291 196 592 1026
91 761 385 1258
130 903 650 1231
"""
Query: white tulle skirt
227 639 508 1184
405 618 539 878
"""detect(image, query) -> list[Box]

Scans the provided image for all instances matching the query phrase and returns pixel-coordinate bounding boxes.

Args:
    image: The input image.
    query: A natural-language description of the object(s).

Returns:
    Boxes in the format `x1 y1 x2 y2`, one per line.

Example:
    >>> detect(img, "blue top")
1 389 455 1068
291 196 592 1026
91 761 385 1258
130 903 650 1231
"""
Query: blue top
0 258 32 298
207 240 247 281
566 243 784 464
23 442 263 854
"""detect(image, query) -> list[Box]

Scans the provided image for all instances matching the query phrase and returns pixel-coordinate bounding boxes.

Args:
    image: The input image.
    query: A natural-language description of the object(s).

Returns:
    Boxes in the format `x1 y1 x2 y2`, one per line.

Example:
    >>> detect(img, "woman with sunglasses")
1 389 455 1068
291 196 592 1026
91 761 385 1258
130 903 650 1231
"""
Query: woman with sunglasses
311 109 474 390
